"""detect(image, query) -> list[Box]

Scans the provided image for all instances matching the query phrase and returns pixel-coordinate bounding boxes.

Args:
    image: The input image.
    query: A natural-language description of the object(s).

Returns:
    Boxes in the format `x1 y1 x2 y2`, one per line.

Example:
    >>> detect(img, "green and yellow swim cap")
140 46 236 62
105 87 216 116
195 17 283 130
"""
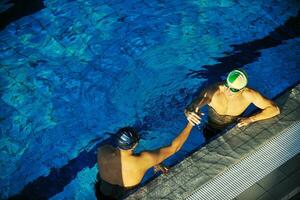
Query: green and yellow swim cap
226 69 248 90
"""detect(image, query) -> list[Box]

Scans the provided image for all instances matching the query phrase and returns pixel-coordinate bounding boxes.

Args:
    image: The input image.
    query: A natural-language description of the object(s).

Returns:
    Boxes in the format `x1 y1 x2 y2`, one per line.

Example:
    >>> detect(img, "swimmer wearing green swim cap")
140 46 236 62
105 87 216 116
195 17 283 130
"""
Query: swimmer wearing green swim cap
185 69 280 141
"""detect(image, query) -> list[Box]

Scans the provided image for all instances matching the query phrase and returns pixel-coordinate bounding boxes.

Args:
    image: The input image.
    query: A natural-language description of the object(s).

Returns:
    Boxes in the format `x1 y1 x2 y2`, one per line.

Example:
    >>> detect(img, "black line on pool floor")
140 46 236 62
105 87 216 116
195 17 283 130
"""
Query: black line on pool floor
8 11 300 200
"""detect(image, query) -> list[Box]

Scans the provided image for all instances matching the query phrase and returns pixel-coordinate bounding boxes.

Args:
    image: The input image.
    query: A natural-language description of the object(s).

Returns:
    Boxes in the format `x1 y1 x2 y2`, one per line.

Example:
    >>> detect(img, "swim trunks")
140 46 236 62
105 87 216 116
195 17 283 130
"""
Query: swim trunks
203 107 239 141
95 174 137 200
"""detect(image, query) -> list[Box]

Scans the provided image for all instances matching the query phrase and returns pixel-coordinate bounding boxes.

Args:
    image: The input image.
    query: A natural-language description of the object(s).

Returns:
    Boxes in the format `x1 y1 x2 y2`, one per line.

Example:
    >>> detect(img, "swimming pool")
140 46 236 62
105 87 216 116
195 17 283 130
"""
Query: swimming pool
0 0 300 199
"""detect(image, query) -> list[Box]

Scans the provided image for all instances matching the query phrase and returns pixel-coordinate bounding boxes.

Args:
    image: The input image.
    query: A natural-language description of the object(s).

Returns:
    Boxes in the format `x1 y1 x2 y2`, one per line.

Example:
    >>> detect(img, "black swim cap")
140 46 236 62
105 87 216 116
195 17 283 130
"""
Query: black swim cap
116 127 140 150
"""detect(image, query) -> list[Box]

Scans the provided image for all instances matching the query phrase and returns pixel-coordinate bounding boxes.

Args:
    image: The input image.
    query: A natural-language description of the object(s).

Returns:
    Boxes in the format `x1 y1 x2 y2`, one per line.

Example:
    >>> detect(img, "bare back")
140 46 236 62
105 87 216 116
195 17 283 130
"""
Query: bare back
97 145 152 187
97 145 122 185
98 124 194 187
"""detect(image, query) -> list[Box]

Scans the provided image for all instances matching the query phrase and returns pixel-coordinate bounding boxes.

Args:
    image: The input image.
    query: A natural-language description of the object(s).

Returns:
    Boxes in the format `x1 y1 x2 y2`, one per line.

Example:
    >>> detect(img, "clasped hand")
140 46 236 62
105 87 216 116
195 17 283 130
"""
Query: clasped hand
185 110 204 126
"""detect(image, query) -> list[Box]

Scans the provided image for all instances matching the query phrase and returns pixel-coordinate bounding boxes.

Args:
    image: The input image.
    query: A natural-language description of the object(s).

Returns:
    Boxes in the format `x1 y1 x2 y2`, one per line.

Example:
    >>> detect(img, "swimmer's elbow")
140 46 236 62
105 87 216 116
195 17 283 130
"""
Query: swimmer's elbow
172 141 184 154
270 104 280 116
168 141 182 155
156 146 176 163
275 105 280 115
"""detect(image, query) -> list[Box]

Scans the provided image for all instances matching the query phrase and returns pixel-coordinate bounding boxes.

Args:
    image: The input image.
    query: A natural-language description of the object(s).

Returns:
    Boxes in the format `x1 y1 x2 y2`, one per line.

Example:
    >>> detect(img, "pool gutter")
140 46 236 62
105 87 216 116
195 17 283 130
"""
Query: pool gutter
187 121 300 200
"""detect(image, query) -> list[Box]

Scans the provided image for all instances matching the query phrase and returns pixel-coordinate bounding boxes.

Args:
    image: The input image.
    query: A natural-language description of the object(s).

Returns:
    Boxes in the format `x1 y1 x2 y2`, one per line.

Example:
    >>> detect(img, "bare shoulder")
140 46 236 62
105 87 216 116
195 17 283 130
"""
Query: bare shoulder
242 87 275 105
207 82 223 95
241 87 260 100
98 145 115 154
241 87 280 112
211 82 223 91
98 145 116 162
136 150 154 160
135 150 158 165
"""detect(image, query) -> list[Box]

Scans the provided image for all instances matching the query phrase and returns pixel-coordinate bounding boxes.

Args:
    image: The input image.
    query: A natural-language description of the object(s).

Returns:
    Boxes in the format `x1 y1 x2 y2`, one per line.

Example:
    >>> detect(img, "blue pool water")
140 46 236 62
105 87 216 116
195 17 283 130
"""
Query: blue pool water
0 0 300 199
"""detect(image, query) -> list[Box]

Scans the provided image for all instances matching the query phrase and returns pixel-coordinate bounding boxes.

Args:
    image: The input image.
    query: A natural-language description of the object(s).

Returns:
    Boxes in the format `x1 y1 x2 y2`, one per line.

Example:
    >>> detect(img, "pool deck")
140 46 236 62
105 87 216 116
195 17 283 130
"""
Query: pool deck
235 153 300 200
126 84 300 200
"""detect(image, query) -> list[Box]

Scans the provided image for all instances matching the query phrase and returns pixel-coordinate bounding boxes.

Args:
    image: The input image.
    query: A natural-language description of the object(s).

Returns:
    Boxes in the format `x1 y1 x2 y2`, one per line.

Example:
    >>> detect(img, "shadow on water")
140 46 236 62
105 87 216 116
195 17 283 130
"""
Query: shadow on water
0 0 45 30
187 11 300 87
7 10 300 200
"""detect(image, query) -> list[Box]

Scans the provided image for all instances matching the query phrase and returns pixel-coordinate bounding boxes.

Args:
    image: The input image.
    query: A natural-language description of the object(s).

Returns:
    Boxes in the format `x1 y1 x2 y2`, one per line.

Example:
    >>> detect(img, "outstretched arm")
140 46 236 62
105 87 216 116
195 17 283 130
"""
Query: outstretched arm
140 122 194 168
238 89 280 127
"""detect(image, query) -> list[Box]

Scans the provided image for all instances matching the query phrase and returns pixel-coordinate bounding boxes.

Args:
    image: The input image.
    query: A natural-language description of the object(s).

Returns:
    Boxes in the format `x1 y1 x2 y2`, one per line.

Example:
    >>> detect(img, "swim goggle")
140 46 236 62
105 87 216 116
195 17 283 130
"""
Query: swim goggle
224 82 241 93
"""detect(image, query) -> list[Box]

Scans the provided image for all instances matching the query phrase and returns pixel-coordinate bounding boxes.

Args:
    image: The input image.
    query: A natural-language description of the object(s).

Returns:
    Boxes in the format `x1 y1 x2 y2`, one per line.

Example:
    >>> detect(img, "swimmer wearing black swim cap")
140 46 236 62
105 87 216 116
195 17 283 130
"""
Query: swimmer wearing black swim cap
116 127 140 150
96 116 199 200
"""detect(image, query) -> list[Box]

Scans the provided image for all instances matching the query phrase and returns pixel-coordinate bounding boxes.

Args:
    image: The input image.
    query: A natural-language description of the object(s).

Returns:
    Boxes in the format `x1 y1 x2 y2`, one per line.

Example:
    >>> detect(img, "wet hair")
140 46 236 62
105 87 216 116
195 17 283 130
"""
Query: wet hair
116 127 140 150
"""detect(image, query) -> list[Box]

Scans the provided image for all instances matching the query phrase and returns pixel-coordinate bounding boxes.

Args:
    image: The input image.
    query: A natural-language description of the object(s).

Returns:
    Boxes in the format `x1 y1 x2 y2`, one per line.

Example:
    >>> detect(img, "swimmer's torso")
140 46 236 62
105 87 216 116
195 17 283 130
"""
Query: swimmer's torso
208 84 252 116
97 145 147 187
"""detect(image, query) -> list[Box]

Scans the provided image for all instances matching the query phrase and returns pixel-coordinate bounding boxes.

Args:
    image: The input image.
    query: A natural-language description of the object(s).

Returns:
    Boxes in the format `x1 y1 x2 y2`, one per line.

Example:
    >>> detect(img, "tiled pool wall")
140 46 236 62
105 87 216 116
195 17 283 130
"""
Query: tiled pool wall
0 0 300 199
